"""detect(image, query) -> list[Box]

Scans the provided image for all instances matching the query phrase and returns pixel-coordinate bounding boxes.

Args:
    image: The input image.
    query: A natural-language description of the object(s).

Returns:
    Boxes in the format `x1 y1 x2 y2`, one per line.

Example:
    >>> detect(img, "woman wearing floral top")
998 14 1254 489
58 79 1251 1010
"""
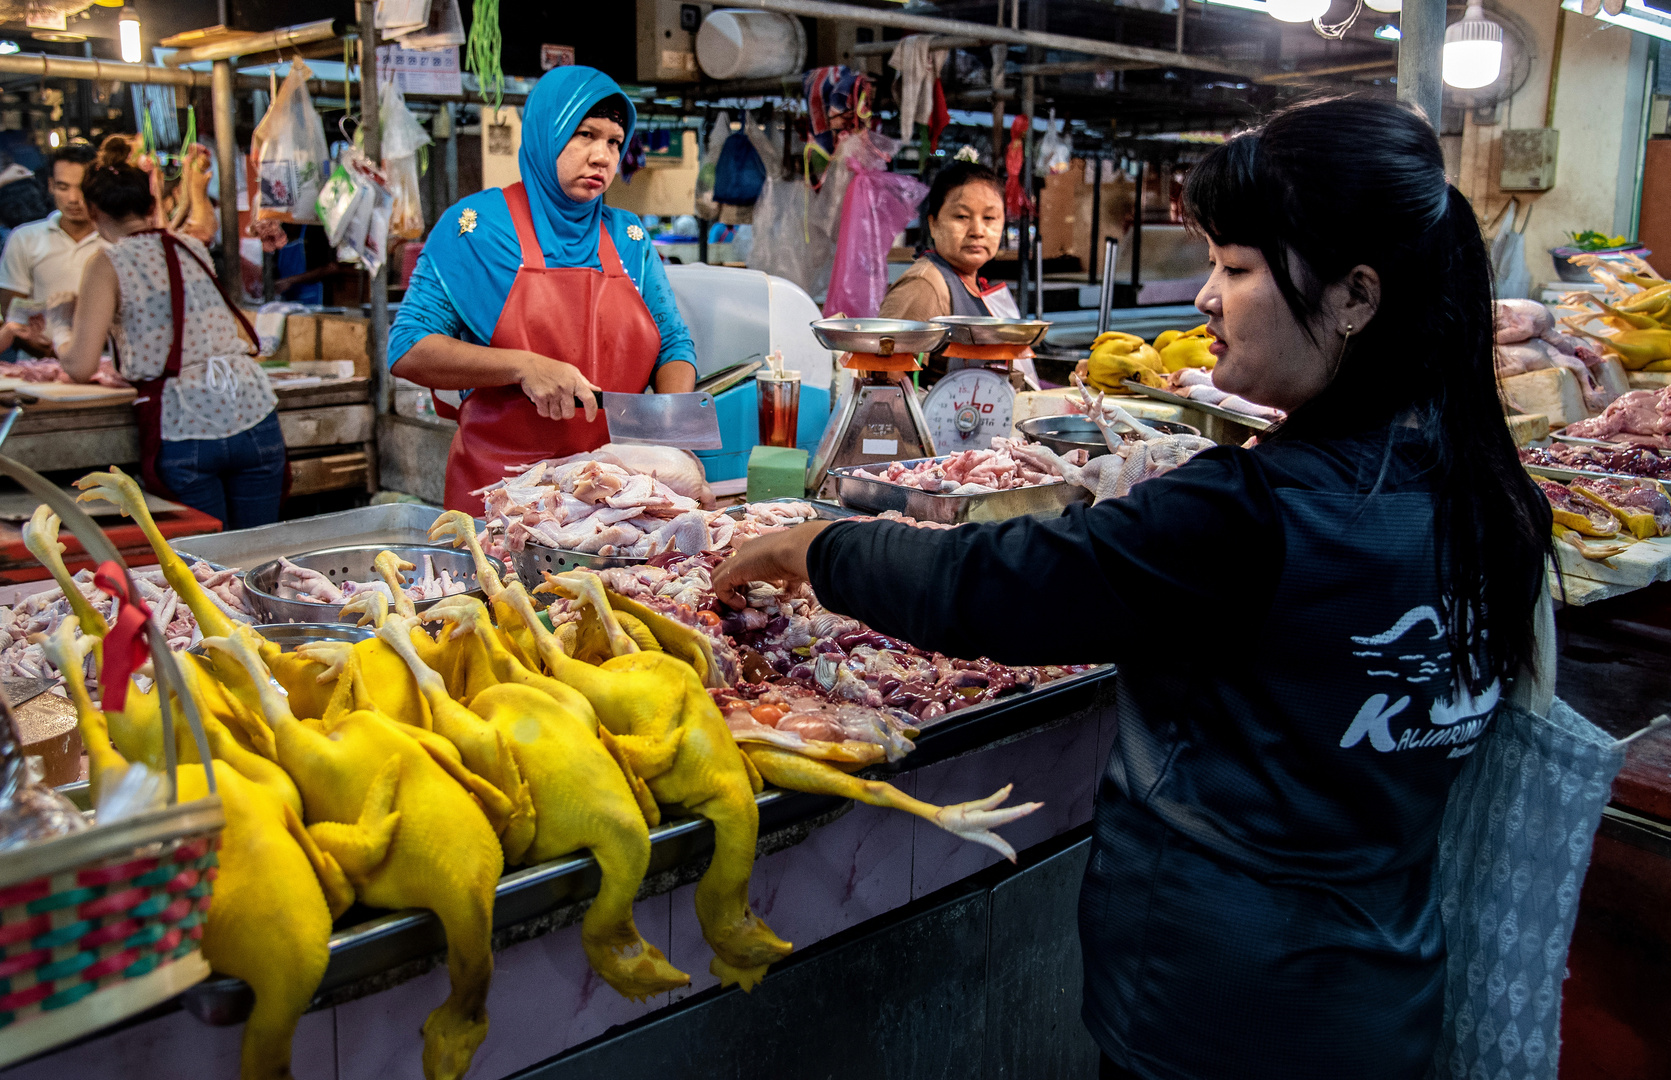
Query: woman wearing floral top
60 137 281 528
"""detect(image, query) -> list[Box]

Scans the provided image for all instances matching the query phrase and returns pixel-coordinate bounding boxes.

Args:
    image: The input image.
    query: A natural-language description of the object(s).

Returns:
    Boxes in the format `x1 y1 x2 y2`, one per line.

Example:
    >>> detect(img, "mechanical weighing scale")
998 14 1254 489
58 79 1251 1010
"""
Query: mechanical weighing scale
806 318 950 493
918 315 1051 454
806 316 1052 493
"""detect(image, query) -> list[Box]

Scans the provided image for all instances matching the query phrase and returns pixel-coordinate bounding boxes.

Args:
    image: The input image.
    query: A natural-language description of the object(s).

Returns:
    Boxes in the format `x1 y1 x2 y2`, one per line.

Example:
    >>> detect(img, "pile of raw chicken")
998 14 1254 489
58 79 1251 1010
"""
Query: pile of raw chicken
1537 472 1671 561
272 553 470 604
1561 385 1671 449
851 437 1073 493
1495 298 1624 415
16 466 1052 1080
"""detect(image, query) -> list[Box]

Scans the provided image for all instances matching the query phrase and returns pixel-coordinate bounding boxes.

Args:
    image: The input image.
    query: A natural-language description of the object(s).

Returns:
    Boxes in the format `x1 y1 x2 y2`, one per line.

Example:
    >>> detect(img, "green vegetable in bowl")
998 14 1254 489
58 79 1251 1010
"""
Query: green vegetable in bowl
1568 230 1634 252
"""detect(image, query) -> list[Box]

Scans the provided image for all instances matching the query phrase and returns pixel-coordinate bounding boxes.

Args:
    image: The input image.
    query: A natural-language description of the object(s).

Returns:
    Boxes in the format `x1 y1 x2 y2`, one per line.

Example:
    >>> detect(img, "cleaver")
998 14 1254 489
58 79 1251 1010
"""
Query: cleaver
600 391 723 450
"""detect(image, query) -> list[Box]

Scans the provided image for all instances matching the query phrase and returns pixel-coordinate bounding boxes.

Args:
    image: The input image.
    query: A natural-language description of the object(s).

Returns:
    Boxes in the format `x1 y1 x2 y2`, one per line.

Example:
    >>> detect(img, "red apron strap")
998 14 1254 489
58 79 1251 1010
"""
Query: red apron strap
168 234 257 342
502 183 546 270
158 233 187 378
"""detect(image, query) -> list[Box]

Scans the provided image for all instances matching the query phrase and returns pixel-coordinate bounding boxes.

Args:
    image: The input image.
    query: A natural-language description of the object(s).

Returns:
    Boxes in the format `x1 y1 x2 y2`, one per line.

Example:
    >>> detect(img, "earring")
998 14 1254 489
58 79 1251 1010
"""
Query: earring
1341 322 1354 336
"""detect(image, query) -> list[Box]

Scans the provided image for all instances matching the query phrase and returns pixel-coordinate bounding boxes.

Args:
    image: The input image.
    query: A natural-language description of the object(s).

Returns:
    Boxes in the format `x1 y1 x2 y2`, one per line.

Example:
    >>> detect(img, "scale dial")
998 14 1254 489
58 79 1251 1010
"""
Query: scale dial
920 367 1016 454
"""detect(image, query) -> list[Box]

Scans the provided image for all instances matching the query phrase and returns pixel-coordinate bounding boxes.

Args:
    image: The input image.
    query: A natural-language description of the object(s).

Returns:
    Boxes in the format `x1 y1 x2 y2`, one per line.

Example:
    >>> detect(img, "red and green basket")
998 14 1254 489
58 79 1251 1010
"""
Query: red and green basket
0 452 224 1068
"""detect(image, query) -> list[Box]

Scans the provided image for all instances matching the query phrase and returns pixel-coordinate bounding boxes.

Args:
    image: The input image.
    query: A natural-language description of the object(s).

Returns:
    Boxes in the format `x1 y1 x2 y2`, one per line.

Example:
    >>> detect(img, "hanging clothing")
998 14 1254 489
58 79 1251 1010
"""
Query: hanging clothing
888 36 948 141
438 182 661 514
803 66 872 153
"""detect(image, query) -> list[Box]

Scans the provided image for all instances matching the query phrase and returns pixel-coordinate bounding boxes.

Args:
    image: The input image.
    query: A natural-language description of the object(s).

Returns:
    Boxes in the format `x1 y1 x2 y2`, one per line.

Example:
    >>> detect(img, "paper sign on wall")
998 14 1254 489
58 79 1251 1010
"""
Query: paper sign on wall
375 44 463 96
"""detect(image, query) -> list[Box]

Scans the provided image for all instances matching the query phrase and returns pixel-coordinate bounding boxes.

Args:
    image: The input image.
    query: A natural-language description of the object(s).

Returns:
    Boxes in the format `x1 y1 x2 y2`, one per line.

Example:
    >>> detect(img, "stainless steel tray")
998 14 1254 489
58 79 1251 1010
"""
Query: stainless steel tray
829 459 1089 524
243 544 505 624
930 316 1050 347
171 504 464 569
1119 379 1274 432
810 318 949 356
177 665 1114 1026
1015 414 1200 459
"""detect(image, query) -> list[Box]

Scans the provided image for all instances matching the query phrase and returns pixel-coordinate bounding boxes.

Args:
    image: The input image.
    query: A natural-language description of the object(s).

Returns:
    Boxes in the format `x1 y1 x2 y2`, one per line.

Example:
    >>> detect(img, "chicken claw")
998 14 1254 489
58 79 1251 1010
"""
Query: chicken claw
372 551 419 618
429 511 504 597
296 640 354 684
339 590 389 629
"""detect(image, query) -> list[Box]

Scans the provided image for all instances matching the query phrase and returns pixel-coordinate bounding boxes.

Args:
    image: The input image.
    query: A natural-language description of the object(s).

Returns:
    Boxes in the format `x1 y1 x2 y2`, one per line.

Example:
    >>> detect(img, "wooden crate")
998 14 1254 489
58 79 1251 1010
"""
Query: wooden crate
277 404 375 449
288 449 369 495
317 315 370 377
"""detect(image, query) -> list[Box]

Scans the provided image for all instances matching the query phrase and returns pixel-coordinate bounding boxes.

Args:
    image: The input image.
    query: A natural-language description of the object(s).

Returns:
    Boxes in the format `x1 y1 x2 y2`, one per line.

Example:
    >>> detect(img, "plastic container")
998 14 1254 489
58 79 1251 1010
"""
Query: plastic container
757 370 801 448
695 10 807 80
695 379 831 482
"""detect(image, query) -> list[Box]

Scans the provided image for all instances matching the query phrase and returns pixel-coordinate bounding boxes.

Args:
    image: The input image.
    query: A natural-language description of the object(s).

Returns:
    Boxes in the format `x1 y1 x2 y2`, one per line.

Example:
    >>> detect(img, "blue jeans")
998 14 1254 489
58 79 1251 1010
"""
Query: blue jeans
155 411 286 530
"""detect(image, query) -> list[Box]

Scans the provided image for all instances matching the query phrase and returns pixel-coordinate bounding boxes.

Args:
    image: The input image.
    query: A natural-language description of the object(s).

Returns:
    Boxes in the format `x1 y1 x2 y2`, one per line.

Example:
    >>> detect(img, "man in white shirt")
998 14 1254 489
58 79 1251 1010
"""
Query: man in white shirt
0 142 107 355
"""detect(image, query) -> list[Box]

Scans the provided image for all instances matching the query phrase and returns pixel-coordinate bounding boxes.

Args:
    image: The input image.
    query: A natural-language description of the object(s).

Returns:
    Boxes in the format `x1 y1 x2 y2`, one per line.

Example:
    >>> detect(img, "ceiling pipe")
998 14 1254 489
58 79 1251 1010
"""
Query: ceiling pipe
0 52 213 87
163 19 343 66
717 0 1263 79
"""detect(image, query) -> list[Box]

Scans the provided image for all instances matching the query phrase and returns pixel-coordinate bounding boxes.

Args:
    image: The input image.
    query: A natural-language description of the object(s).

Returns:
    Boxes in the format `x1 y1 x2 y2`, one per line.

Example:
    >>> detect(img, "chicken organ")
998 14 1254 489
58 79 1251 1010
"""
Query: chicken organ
1572 476 1671 538
1537 479 1620 537
274 554 468 604
1563 387 1671 448
854 438 1068 493
1520 442 1671 480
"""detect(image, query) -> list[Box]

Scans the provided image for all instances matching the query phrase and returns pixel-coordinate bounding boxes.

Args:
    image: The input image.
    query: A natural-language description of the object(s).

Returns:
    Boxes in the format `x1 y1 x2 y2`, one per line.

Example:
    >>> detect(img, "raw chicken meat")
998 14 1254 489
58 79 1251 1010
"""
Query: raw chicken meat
1519 443 1671 480
1494 298 1554 344
1159 368 1285 422
1495 341 1554 377
854 437 1067 493
272 553 468 605
0 560 252 691
1015 386 1216 504
1562 388 1671 449
479 458 732 559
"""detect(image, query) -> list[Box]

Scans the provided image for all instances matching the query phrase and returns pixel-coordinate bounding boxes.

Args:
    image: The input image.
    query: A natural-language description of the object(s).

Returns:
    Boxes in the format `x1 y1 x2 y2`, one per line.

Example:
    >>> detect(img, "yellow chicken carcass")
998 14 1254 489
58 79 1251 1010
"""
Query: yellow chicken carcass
497 578 791 991
41 622 347 1080
72 468 339 723
540 580 1045 861
201 626 502 1080
371 604 688 1000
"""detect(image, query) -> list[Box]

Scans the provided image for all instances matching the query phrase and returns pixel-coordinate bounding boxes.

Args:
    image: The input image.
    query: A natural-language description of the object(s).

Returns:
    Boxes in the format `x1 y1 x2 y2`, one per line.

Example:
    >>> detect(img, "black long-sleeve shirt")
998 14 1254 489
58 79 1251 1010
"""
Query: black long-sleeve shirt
809 427 1501 1080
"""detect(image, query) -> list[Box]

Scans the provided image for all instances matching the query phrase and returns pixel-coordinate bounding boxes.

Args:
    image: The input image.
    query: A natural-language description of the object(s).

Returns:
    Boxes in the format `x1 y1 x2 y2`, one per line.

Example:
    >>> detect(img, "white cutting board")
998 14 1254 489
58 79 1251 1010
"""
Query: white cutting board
11 383 136 403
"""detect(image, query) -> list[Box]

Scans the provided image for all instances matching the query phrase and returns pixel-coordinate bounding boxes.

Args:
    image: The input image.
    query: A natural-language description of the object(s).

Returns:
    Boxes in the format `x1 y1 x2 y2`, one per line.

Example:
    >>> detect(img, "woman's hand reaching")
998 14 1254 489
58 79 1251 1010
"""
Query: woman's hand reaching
514 352 602 421
712 522 833 609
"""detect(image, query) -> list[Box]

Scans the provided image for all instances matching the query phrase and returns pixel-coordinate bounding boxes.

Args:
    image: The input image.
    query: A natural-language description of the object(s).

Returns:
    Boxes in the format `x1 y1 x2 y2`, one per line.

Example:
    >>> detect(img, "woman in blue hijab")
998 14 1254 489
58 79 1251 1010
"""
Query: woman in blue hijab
389 66 696 512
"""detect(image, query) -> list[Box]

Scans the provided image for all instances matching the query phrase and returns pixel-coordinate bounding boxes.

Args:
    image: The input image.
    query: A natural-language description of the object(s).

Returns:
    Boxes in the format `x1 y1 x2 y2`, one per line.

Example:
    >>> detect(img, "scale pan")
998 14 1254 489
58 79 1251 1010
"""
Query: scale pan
811 318 950 356
930 316 1051 347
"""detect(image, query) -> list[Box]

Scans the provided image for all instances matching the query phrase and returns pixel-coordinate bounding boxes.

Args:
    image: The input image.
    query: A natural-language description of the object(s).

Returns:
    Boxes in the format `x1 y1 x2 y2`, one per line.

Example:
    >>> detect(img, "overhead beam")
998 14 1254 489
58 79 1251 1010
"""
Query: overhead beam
0 52 213 87
164 19 343 66
717 0 1264 79
1261 58 1398 83
849 35 981 56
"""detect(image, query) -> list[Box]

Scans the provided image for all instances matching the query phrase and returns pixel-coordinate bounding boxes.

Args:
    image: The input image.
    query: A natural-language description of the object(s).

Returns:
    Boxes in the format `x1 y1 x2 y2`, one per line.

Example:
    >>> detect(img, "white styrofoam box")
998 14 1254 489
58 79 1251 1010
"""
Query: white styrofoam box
1498 366 1585 430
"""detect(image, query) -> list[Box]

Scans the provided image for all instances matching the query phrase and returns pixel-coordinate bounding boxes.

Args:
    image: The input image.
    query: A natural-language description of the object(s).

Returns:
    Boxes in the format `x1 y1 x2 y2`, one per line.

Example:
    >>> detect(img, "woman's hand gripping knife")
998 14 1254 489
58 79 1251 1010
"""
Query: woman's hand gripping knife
201 625 501 1080
42 620 349 1080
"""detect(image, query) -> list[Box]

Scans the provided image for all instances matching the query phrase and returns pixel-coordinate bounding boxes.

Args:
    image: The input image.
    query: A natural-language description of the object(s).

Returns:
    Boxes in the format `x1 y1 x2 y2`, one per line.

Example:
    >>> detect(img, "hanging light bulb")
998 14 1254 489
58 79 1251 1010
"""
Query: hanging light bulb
1442 2 1503 89
118 9 141 65
1364 0 1402 12
1266 0 1331 22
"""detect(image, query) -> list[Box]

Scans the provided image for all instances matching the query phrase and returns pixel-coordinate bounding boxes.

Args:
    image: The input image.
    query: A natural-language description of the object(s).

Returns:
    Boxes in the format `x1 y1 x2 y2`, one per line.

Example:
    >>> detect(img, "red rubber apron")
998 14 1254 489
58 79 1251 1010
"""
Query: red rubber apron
438 183 661 514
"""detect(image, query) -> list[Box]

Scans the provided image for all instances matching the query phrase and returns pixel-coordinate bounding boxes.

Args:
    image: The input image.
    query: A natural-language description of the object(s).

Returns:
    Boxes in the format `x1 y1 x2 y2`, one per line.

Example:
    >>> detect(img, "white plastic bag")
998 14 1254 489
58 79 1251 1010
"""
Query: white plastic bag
334 151 394 276
380 82 431 240
251 60 331 223
1036 109 1071 177
316 160 370 247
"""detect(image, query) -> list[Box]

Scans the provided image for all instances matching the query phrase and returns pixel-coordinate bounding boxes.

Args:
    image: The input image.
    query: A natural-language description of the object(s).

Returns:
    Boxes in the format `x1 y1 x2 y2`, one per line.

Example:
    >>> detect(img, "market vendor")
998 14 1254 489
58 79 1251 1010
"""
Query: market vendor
880 160 1021 384
389 66 697 513
715 98 1554 1080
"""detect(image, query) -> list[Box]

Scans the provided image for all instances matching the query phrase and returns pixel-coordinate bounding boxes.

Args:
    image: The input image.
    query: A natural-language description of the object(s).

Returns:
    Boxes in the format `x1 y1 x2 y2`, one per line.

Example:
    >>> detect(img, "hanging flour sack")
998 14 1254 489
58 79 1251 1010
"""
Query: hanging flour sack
251 60 331 223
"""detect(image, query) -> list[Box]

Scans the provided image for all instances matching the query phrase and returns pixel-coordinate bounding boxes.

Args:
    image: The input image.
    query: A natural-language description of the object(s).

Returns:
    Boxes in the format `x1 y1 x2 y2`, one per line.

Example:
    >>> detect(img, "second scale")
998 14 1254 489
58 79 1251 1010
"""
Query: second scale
918 316 1050 452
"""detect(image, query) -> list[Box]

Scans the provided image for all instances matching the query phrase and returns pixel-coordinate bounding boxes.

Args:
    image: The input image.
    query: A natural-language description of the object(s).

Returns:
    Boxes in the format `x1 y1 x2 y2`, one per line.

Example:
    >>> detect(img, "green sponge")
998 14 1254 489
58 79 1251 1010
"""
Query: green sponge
747 445 809 502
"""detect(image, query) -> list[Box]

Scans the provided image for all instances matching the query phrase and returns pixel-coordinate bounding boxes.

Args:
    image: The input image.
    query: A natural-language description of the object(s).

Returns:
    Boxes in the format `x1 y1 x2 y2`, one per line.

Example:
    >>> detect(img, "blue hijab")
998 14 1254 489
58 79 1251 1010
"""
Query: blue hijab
424 66 637 343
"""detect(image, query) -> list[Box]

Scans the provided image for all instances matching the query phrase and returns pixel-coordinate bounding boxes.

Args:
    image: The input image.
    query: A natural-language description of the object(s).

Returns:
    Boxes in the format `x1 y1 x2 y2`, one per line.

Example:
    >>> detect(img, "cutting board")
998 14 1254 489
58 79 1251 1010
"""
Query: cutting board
1552 533 1671 595
11 383 136 404
0 486 184 522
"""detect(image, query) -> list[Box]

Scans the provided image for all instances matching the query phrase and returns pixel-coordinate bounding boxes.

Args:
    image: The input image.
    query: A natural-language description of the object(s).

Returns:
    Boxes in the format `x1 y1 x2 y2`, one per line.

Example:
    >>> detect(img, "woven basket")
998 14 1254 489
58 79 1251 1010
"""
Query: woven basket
0 453 224 1067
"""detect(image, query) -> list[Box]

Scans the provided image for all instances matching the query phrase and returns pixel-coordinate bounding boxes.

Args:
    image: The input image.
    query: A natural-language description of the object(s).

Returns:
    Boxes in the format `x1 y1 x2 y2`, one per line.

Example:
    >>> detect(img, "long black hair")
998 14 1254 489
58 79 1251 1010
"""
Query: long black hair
1183 96 1551 694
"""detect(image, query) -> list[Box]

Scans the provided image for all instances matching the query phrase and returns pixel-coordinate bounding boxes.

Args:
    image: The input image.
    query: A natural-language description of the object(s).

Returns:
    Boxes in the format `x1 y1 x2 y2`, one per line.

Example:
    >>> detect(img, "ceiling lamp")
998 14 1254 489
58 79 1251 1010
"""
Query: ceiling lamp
1365 0 1402 11
118 9 141 64
1442 2 1504 88
1266 0 1332 21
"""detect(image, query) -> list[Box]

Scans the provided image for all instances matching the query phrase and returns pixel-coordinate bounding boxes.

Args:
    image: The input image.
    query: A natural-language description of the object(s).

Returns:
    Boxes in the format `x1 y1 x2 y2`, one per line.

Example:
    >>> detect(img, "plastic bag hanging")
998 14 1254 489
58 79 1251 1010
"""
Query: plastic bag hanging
1004 114 1035 219
823 164 927 318
379 81 432 241
250 60 331 224
1036 109 1071 177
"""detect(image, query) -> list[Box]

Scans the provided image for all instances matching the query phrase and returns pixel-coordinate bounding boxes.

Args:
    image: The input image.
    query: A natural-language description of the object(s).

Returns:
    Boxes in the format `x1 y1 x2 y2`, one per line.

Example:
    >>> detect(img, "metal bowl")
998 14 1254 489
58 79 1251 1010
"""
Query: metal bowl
930 316 1051 347
1017 414 1201 459
189 622 375 658
811 318 949 357
242 544 504 625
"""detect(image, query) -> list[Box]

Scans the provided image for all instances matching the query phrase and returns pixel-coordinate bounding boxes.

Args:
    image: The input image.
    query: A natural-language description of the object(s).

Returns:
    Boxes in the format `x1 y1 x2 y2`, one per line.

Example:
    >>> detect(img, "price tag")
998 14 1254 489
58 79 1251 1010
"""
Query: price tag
375 44 463 96
861 439 898 456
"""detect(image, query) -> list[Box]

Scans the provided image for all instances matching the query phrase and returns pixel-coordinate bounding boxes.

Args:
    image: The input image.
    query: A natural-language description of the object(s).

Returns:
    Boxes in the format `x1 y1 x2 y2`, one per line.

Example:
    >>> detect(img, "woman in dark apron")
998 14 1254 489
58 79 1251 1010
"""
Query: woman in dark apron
389 67 697 515
60 137 282 528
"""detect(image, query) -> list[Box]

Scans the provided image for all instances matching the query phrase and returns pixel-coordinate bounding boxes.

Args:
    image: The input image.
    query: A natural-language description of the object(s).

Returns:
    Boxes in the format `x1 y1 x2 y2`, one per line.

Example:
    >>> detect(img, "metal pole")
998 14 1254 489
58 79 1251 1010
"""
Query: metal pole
1033 220 1045 319
164 18 342 65
1397 0 1446 128
439 104 458 208
0 51 213 86
211 59 240 291
1087 155 1101 285
1096 237 1117 334
1176 0 1186 53
357 1 390 417
1130 158 1144 300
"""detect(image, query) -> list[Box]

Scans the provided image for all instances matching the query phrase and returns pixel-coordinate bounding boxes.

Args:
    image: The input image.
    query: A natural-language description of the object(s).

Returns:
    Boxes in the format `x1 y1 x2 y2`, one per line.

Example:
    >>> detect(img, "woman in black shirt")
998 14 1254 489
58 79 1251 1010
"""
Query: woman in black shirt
714 98 1553 1079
